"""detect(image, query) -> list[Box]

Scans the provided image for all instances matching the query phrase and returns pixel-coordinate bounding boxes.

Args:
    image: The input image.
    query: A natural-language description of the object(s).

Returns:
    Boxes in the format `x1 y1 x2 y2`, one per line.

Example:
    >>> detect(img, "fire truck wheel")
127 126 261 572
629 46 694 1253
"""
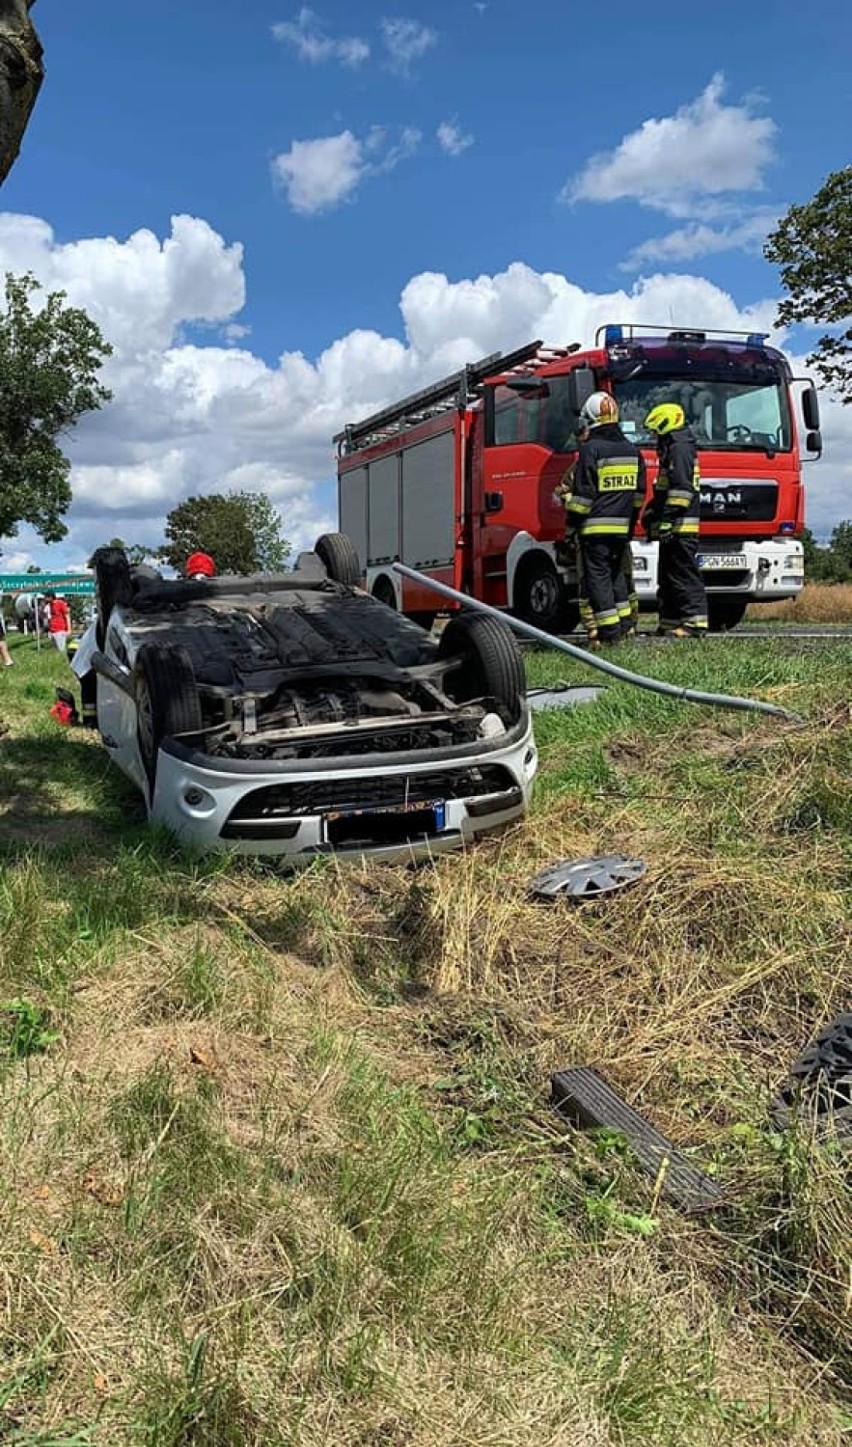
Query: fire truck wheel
314 532 361 587
513 554 570 633
438 611 525 720
707 595 748 631
372 575 398 610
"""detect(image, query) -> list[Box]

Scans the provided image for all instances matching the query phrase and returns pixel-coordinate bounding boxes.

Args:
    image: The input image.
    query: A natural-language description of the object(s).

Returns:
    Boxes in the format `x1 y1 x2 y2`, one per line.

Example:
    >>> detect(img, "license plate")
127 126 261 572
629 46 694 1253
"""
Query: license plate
699 554 748 570
325 801 446 827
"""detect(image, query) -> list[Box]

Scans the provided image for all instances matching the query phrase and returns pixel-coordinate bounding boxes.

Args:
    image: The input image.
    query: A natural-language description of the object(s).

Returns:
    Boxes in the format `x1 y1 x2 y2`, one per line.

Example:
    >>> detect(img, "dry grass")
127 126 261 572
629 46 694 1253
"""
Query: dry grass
1 632 852 1442
751 583 852 623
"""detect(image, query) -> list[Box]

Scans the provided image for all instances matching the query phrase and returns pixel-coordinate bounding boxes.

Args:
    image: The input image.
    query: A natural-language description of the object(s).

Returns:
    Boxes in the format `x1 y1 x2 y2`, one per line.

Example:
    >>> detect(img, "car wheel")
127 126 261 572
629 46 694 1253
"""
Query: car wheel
94 547 133 648
707 595 748 632
513 554 571 633
134 642 202 786
314 532 361 587
438 610 525 720
372 575 398 610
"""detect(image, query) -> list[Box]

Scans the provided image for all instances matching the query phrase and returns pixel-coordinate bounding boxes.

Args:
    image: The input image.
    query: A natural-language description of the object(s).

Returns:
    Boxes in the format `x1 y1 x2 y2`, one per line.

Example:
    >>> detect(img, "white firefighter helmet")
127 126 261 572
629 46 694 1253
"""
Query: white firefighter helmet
578 391 619 429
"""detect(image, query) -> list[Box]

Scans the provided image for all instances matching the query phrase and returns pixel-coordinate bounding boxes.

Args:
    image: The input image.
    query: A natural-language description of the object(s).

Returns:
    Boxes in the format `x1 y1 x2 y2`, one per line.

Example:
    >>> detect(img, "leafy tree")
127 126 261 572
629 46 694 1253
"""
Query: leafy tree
161 491 291 575
103 535 157 568
0 272 113 546
764 167 852 402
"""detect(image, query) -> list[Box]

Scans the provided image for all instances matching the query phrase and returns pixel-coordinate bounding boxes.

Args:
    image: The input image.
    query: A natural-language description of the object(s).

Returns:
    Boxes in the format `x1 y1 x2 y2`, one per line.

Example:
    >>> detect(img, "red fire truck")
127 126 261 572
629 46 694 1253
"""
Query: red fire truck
335 325 822 632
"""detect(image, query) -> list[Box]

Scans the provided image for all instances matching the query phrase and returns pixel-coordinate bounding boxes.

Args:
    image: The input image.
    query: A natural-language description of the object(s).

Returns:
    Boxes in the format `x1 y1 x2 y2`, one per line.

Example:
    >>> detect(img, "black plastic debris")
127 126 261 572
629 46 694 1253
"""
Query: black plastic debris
551 1067 724 1213
526 684 606 712
772 1011 852 1138
529 854 646 902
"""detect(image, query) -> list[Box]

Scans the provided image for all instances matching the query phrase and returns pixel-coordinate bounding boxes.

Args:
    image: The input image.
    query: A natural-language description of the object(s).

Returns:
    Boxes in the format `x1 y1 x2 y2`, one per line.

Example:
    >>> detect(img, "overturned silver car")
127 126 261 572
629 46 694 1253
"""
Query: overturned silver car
81 538 537 863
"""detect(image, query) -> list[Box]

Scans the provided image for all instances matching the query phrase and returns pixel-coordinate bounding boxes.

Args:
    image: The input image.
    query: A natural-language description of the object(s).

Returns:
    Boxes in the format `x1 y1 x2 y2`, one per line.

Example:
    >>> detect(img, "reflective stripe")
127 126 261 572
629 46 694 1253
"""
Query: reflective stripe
593 608 621 627
581 521 630 535
671 521 700 534
684 617 708 629
617 603 632 620
566 498 592 515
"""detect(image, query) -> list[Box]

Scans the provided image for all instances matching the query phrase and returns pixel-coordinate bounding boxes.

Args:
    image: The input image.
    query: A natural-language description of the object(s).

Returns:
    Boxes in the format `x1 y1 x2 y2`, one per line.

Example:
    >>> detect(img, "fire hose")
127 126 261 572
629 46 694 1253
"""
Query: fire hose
391 563 802 723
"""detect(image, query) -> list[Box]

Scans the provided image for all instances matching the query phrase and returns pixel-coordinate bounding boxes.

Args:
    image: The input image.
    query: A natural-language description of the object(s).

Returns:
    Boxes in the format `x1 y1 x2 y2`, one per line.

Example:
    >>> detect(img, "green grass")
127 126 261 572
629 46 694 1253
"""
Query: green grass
1 625 852 1443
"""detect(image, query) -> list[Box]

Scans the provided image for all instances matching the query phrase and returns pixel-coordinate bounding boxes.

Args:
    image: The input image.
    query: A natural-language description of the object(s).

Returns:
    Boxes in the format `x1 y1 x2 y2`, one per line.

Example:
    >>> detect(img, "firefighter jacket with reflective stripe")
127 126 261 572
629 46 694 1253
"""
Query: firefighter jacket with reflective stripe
564 424 646 537
653 427 701 535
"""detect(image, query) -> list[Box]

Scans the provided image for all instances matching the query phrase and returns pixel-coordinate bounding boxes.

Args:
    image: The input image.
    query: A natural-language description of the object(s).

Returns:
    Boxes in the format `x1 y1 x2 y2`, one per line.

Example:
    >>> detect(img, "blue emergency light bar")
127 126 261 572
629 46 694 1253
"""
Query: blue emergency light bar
598 323 772 349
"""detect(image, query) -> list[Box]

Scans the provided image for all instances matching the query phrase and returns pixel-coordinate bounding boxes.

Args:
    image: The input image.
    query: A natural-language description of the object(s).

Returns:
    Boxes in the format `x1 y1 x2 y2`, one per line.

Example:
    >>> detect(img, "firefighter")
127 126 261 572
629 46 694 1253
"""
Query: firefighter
642 404 708 637
185 550 216 580
562 393 645 645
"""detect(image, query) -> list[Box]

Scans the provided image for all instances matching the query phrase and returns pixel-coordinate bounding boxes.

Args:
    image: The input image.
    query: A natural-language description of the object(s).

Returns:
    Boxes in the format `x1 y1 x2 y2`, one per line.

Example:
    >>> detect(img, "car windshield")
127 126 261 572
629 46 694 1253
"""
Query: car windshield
613 378 792 452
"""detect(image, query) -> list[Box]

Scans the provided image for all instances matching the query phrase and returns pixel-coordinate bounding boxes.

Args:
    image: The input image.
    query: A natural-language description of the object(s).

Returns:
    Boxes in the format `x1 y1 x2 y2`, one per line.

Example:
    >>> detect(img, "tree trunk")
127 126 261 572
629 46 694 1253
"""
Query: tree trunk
0 0 43 186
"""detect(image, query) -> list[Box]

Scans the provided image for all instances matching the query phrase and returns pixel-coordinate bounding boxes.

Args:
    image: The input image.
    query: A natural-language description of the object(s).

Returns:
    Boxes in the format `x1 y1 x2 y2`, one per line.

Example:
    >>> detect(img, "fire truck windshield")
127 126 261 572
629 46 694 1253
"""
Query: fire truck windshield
613 377 792 453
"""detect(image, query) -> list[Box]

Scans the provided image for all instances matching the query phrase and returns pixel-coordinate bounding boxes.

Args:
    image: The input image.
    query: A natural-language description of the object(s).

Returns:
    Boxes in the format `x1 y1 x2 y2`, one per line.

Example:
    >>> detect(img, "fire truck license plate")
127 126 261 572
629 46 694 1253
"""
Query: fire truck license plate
699 554 748 570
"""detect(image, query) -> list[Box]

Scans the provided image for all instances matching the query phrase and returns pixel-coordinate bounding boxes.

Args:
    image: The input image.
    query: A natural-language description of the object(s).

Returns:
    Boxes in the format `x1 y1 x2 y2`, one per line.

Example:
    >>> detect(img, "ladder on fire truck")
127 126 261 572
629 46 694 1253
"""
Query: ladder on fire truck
335 339 577 455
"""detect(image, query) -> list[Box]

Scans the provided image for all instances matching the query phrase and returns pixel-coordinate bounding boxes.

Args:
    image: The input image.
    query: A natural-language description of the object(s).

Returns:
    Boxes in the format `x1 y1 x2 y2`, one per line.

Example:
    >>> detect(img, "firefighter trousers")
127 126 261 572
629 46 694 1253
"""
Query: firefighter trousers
658 534 708 633
578 536 627 642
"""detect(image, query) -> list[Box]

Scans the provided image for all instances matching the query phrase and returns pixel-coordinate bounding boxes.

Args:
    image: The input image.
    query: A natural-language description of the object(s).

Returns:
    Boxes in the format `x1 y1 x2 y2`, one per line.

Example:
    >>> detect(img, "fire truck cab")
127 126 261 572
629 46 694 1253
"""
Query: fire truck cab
336 325 821 632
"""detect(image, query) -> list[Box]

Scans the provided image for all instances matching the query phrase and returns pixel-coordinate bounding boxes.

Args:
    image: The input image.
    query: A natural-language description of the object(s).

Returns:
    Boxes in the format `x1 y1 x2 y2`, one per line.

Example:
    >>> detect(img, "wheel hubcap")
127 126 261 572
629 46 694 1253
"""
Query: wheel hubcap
530 574 558 615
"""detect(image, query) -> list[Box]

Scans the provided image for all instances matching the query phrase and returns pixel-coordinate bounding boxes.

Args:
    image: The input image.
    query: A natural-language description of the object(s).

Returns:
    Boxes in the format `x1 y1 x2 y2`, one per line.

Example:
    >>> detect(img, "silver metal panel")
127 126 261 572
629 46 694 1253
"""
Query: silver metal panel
367 456 400 565
339 467 368 571
401 431 456 569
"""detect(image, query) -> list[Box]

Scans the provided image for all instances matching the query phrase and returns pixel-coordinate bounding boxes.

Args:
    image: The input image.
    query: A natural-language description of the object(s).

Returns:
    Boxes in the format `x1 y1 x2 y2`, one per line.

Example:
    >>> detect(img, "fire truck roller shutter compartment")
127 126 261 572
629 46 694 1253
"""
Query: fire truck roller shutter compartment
367 456 400 567
339 466 368 575
401 432 456 570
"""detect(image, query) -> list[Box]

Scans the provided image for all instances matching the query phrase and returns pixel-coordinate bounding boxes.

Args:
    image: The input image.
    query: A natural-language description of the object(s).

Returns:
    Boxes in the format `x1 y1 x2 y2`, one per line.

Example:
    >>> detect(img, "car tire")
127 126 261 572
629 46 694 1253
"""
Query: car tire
707 595 748 632
315 532 361 587
94 547 133 648
438 610 525 720
513 553 575 633
134 642 203 786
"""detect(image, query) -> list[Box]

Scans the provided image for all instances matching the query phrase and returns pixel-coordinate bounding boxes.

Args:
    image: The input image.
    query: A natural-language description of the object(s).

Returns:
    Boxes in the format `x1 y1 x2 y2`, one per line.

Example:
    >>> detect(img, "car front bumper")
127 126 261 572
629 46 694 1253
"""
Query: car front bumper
150 715 538 864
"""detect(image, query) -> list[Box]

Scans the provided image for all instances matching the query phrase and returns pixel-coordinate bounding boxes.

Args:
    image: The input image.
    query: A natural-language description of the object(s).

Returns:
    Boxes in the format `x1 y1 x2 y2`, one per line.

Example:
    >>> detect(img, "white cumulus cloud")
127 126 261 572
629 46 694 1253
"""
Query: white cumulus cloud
621 212 777 272
380 17 437 72
565 73 777 218
272 9 369 66
437 121 474 157
272 126 421 214
271 132 364 215
0 214 849 569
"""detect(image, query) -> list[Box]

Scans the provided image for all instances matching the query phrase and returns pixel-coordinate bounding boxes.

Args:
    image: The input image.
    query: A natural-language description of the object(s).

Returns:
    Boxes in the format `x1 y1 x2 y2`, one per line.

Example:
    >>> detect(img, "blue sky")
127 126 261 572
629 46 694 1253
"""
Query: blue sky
1 0 850 566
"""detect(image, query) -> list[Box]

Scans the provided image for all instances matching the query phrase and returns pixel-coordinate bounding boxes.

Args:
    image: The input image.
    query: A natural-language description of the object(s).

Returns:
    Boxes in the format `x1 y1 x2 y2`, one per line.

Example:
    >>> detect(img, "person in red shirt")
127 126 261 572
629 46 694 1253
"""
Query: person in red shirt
45 592 71 652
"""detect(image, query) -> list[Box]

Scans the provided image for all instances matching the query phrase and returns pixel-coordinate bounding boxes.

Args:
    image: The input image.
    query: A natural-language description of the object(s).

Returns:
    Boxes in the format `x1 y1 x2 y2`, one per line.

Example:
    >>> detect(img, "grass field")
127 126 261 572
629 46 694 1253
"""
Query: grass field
1 626 852 1445
750 584 852 624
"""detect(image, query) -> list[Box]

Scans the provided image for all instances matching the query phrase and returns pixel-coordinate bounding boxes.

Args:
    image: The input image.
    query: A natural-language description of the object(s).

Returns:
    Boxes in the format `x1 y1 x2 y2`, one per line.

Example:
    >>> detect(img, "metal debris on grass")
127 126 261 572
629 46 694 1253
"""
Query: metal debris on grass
551 1066 724 1214
772 1011 852 1138
526 684 606 711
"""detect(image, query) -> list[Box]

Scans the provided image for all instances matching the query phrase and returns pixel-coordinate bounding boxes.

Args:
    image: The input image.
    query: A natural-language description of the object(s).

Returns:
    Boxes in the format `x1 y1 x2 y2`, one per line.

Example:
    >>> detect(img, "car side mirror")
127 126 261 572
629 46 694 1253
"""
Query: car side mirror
484 491 504 514
803 386 820 432
806 429 822 456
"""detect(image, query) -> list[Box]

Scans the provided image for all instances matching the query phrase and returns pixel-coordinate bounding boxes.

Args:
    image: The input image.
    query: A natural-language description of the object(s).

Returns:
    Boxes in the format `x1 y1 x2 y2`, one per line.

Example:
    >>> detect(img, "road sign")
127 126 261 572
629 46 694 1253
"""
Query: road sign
0 572 95 595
